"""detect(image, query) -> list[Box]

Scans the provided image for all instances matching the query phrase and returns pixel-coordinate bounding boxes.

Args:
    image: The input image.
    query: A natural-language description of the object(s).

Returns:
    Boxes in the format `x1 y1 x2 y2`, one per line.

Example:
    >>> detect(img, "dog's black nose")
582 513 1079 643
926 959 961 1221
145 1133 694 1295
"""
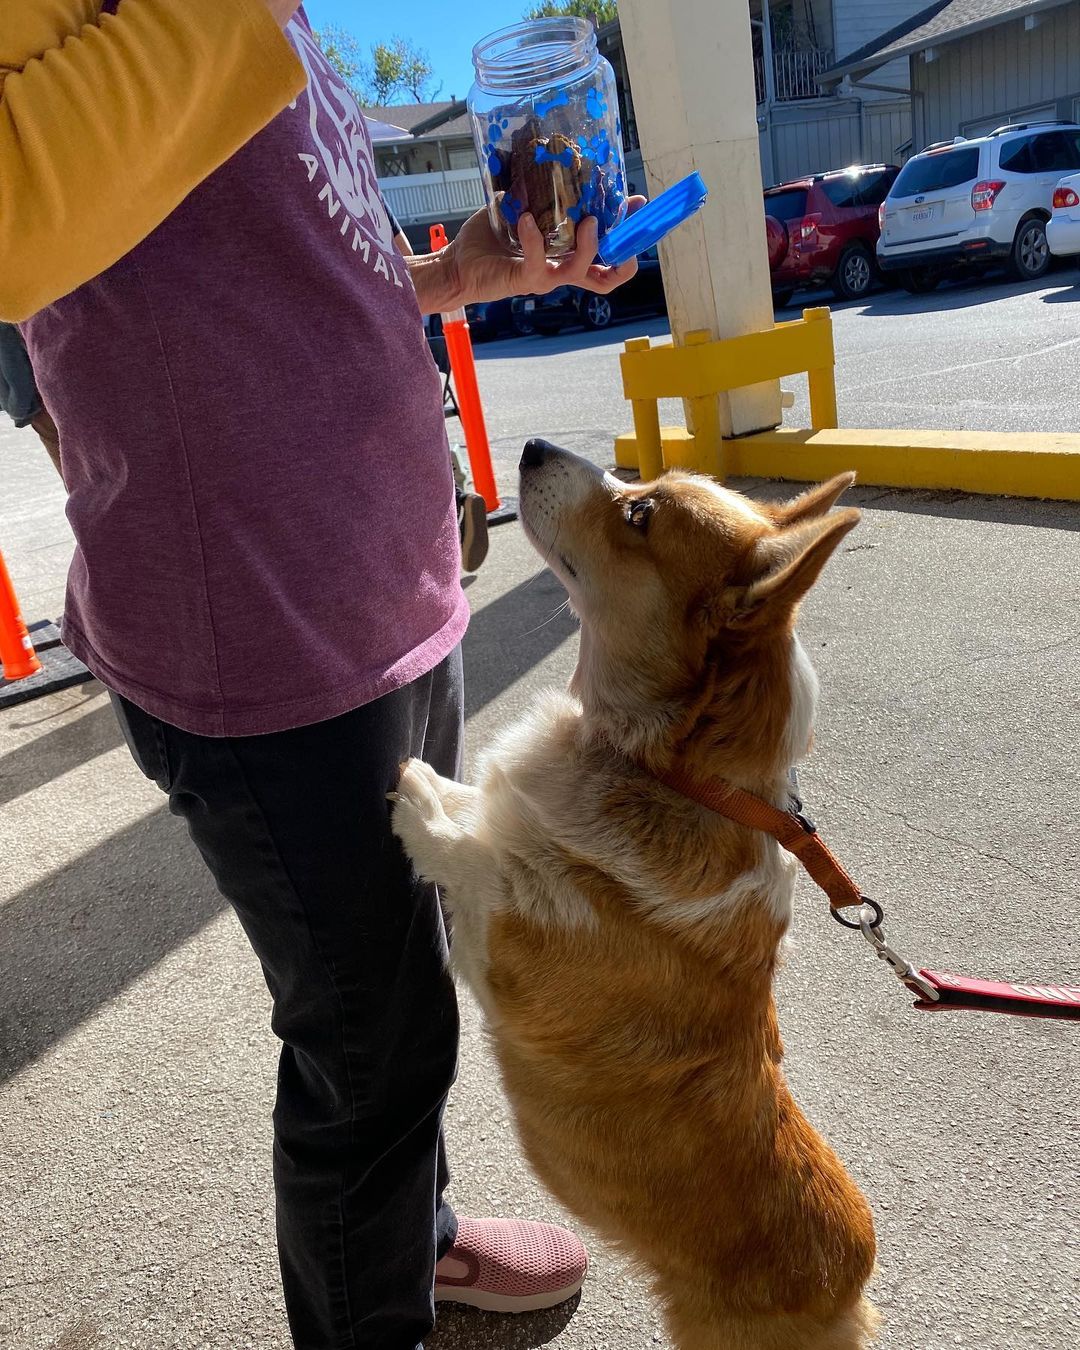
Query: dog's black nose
520 438 556 469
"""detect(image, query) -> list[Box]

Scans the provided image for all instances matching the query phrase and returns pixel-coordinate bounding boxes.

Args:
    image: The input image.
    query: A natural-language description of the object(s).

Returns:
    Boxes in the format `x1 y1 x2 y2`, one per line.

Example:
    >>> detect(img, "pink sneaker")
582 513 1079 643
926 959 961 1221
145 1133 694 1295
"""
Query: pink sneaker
434 1216 588 1313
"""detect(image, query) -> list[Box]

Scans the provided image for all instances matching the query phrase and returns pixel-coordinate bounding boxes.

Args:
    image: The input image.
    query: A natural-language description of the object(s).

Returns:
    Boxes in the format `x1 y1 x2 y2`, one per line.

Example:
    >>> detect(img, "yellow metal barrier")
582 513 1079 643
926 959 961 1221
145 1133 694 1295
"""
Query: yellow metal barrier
615 307 1080 501
617 308 838 479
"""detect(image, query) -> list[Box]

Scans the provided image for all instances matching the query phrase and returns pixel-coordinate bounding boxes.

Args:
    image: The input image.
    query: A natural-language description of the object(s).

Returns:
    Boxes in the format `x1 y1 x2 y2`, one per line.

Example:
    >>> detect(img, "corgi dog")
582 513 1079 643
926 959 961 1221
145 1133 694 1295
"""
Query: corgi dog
392 440 878 1349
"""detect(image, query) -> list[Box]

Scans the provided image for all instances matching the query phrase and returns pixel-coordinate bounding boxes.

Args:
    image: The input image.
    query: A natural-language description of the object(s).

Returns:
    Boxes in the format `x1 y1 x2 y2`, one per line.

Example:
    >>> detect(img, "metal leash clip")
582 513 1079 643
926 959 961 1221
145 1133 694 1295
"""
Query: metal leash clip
832 899 941 1004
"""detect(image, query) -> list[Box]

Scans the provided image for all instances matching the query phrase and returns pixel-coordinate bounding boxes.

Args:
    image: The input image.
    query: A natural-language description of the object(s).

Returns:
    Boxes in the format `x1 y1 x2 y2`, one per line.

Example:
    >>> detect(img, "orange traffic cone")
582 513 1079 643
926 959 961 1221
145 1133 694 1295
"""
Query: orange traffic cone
429 223 501 512
0 545 42 681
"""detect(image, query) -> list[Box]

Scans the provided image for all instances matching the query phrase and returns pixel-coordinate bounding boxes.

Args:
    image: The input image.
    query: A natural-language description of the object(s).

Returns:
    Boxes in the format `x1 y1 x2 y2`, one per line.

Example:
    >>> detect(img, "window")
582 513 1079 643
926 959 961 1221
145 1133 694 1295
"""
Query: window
1030 130 1080 172
892 147 980 196
999 135 1037 173
857 168 897 207
822 177 860 209
447 145 478 170
763 188 808 221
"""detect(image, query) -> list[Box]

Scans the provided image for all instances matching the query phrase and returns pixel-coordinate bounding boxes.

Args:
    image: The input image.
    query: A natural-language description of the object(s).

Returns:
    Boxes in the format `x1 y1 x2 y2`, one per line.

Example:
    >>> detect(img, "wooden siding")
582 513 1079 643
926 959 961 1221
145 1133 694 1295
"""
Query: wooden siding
832 0 925 97
764 97 912 183
913 2 1080 148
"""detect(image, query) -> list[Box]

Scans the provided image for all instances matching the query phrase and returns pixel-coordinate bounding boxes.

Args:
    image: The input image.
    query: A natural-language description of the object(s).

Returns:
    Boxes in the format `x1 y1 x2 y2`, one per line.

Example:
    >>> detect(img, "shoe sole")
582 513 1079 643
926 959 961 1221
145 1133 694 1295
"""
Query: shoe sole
435 1274 585 1314
460 494 490 573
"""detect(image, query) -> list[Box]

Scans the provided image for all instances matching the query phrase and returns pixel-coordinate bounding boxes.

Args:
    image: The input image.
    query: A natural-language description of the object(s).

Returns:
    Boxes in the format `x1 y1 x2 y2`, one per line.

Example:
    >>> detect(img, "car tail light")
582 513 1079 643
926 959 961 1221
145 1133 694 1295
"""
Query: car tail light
971 180 1006 211
796 213 822 245
1053 186 1080 210
878 202 887 230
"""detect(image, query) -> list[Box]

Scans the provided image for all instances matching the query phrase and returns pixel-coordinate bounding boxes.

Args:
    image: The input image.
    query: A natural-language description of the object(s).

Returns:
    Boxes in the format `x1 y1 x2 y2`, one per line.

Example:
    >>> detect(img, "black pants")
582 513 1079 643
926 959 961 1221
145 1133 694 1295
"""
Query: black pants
111 648 463 1350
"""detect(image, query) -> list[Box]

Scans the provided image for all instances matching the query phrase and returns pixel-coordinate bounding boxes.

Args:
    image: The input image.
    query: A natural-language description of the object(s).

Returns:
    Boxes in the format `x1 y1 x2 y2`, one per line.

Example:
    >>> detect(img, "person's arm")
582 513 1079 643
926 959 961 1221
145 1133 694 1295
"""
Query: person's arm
0 0 306 322
405 201 646 317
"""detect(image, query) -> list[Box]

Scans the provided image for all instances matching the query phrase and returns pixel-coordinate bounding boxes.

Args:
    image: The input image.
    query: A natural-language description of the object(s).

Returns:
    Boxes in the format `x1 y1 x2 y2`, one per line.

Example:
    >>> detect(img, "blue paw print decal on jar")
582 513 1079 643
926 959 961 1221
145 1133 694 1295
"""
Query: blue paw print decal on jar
500 195 524 227
577 129 613 166
484 113 510 175
586 87 607 120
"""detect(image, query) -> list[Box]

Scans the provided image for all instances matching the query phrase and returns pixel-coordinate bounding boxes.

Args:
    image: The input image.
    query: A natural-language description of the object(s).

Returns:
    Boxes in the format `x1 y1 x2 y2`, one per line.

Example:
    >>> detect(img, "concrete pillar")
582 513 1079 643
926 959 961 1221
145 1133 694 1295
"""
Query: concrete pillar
618 0 781 437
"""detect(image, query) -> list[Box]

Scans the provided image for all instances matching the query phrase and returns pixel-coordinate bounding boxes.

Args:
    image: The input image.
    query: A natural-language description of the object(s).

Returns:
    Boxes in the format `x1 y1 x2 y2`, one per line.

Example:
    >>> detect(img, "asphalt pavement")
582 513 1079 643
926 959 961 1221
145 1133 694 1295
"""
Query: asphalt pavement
2 273 1079 1349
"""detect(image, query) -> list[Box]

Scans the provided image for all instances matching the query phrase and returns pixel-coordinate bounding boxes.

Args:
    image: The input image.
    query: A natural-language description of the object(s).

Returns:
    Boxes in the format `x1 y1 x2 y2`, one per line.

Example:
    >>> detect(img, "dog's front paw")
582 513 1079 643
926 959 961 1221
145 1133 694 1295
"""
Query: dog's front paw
391 758 458 882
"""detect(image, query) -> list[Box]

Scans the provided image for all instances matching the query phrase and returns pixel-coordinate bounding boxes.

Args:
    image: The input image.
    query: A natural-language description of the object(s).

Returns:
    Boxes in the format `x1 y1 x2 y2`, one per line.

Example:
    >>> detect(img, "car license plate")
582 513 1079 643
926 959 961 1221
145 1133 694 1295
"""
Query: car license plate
910 206 935 223
524 299 536 312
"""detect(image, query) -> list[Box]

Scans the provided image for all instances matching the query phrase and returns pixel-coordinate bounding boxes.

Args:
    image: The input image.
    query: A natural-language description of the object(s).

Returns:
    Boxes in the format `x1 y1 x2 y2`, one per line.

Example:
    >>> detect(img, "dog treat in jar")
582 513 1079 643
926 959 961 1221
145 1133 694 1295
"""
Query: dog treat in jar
468 17 627 257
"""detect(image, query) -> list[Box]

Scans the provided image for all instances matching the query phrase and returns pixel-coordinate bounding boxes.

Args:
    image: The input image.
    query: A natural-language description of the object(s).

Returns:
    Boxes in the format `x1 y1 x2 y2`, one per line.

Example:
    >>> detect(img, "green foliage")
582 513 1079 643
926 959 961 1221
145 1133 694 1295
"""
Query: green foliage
524 0 618 24
313 25 365 92
313 29 440 106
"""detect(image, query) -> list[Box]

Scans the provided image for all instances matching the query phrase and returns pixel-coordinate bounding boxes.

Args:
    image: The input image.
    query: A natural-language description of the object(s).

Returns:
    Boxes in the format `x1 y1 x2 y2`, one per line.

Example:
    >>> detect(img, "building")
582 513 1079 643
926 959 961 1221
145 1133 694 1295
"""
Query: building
599 5 919 189
819 0 1080 150
364 100 482 248
751 0 921 183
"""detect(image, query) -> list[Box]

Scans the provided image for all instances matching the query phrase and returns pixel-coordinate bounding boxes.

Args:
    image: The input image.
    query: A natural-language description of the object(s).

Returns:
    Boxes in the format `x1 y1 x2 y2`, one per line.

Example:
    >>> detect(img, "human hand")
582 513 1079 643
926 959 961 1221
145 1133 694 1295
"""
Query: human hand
261 0 302 27
441 197 648 309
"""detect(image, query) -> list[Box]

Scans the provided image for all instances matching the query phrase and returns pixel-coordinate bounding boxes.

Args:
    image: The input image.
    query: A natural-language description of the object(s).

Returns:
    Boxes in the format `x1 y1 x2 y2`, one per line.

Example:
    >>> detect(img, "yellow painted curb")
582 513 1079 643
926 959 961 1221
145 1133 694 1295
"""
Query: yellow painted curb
614 427 1080 501
728 429 1080 501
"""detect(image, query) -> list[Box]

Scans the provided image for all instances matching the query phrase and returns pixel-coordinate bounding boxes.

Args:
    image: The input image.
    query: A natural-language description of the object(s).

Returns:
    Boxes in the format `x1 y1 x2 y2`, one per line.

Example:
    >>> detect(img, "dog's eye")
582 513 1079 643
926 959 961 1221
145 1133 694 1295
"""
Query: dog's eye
626 499 654 531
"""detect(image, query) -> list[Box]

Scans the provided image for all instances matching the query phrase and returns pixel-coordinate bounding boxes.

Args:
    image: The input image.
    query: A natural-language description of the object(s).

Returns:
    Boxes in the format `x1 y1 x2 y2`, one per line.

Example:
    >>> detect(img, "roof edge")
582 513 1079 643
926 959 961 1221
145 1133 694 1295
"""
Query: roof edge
820 0 1071 86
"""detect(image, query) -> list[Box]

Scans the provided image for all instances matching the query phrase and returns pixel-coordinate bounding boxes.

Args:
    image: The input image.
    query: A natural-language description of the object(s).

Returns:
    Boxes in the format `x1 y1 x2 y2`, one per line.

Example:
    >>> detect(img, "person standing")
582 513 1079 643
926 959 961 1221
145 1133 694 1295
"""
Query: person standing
0 3 642 1347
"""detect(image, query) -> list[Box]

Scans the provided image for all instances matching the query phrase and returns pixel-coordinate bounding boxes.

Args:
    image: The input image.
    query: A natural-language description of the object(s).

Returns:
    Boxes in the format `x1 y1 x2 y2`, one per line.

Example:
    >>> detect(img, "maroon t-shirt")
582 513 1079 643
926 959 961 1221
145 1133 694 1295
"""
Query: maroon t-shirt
22 12 467 735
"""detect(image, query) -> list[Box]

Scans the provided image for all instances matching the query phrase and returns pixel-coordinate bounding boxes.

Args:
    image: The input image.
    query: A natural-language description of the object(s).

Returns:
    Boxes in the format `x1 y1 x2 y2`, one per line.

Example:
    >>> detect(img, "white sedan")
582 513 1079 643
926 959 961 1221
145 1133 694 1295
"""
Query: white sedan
1047 171 1080 257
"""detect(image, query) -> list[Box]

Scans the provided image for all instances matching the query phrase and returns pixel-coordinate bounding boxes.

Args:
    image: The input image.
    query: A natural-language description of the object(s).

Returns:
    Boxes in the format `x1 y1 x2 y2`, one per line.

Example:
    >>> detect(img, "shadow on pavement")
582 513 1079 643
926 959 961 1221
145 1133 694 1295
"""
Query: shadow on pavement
1042 282 1080 303
737 479 1080 531
0 806 225 1085
428 1292 581 1348
463 570 576 719
0 696 122 808
472 315 671 361
855 270 1071 315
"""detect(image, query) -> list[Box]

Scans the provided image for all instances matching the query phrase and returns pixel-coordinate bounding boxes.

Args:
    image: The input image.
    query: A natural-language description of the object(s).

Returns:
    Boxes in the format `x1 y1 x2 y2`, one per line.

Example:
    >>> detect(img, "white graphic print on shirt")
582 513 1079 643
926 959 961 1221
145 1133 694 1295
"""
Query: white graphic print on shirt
287 19 403 286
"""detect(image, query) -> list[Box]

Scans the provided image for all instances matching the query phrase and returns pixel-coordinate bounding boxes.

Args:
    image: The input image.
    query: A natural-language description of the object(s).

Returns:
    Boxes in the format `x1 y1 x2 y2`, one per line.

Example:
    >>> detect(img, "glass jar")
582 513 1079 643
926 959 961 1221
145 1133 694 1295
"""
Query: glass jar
467 18 627 257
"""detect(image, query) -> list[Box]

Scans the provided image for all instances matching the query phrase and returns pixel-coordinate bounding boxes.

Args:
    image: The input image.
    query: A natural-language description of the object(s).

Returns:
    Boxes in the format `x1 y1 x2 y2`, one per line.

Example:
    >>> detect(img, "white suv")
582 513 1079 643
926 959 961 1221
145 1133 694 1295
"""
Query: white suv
877 122 1080 292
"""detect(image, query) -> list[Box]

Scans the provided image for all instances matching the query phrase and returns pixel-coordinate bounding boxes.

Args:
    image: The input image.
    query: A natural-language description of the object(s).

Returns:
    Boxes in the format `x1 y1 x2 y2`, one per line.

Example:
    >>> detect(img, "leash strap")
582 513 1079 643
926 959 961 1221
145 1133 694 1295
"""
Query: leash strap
657 768 865 909
916 970 1080 1019
656 768 1080 1023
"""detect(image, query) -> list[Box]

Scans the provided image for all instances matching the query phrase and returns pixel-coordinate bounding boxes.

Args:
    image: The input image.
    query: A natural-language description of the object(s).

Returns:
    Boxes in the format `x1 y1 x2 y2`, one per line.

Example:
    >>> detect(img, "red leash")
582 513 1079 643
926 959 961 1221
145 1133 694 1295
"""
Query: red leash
657 767 1080 1023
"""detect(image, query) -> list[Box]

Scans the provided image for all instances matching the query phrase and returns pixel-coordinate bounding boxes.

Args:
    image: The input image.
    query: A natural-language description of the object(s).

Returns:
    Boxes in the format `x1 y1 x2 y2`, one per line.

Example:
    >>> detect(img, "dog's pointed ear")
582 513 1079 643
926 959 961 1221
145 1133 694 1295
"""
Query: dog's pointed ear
768 472 856 527
730 507 860 624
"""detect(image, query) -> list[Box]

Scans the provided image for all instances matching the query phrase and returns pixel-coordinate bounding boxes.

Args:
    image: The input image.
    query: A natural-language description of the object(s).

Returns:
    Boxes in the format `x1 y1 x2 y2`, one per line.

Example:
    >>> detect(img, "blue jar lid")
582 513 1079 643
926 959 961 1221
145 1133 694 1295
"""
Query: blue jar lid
595 172 708 267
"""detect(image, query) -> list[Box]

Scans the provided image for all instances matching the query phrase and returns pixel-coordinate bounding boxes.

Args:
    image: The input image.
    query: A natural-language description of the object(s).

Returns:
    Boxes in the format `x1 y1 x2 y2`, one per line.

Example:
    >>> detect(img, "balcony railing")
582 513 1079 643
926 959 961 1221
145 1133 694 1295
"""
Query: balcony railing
755 46 834 104
377 168 486 224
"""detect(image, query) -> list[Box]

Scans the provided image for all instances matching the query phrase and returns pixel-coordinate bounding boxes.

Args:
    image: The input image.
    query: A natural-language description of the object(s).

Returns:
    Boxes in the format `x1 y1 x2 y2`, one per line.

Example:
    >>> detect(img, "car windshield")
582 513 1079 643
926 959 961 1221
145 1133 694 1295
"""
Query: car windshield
892 147 980 196
764 188 808 221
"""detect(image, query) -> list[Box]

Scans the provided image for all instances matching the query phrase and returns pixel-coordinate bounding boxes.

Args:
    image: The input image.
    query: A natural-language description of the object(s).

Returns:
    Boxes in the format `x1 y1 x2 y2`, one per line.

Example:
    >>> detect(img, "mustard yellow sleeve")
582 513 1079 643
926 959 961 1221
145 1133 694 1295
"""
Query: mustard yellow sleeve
0 0 307 321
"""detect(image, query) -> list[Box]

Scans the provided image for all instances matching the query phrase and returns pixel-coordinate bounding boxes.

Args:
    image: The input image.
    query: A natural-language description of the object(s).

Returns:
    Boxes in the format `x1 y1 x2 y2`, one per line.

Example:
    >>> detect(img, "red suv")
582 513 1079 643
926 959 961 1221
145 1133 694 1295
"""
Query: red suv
765 163 900 305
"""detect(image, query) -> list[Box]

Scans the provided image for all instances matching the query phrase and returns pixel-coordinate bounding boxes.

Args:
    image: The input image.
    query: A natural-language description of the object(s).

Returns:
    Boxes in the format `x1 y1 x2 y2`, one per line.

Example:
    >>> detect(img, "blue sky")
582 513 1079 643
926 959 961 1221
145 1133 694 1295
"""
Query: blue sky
303 0 502 103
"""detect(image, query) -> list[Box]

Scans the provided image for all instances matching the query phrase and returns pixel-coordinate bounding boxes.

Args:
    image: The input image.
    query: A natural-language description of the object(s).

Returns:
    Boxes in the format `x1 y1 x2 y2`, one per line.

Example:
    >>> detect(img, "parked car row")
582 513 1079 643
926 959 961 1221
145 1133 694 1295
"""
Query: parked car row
464 126 1080 340
877 121 1080 291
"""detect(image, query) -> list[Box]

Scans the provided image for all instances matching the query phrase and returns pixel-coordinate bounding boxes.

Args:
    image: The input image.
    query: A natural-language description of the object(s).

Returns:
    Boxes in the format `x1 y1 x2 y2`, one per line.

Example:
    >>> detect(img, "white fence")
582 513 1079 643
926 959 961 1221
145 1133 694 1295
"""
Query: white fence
378 169 485 223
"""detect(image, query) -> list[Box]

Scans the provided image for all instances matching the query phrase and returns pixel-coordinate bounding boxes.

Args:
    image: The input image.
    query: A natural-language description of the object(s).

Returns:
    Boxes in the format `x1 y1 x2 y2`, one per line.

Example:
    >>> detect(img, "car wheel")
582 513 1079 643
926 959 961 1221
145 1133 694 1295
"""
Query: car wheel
511 314 535 337
771 289 794 309
832 243 874 301
898 267 940 294
582 294 614 330
1010 215 1051 281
